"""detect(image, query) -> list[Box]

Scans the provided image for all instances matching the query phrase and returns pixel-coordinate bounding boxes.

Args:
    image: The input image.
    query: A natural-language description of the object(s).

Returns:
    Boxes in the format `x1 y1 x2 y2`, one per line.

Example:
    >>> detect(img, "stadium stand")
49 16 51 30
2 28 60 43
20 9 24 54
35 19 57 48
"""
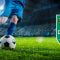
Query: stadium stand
14 23 56 36
0 23 56 36
0 23 55 36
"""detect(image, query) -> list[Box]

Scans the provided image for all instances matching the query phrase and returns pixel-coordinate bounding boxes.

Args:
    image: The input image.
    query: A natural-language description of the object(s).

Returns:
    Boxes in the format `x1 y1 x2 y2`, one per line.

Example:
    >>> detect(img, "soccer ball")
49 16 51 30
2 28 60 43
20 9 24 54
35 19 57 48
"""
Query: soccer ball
0 35 16 49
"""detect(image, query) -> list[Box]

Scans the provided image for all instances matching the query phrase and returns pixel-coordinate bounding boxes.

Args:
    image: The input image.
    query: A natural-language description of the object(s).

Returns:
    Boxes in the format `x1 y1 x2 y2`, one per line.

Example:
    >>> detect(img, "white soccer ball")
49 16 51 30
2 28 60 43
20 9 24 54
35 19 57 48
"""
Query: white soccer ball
0 35 16 49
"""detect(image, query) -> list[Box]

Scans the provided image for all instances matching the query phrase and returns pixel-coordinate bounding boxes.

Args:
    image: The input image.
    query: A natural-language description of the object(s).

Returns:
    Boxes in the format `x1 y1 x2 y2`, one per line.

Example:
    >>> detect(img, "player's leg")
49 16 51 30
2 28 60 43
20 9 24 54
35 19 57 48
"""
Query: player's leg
6 15 18 35
6 0 26 35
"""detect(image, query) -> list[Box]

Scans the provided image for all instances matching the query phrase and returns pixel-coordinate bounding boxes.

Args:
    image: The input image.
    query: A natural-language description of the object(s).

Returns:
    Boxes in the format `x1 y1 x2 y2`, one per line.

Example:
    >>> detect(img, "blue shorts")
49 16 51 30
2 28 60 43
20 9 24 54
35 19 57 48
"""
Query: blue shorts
1 0 26 19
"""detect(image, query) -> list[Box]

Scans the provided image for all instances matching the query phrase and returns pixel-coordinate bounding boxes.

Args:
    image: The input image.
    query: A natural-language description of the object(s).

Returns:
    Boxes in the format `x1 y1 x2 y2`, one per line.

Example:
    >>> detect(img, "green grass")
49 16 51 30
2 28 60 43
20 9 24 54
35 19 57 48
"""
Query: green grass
0 37 60 60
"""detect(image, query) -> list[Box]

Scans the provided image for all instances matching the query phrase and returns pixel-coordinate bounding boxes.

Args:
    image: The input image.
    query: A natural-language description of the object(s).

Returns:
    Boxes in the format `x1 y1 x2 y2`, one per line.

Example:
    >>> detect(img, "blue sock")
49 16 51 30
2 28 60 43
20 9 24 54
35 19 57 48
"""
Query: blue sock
6 22 16 35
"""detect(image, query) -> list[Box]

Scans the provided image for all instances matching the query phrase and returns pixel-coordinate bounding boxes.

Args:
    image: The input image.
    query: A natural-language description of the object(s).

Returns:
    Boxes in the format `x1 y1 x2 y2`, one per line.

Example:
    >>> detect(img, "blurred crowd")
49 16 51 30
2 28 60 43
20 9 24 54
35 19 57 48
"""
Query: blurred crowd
0 23 56 37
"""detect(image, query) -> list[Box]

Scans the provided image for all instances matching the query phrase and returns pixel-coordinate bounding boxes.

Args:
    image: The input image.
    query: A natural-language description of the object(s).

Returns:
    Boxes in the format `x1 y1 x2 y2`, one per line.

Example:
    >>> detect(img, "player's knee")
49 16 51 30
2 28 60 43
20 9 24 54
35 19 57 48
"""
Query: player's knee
11 15 18 24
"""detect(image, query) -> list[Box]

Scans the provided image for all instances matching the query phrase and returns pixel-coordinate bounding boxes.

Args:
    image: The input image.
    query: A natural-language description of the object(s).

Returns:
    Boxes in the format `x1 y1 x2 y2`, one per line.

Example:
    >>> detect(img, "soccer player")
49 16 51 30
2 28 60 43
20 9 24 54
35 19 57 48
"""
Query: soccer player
0 0 26 36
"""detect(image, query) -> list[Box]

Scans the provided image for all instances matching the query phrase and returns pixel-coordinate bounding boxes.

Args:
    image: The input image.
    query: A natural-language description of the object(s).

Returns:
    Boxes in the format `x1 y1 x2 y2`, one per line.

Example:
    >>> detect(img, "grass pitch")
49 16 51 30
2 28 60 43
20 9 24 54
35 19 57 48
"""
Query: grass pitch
0 37 60 60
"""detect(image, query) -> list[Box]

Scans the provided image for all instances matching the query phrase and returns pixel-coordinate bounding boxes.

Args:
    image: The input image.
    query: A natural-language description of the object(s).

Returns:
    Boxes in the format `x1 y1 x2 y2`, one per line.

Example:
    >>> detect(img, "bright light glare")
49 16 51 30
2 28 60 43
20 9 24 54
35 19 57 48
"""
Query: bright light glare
0 5 4 10
0 0 5 10
0 0 5 15
36 37 44 43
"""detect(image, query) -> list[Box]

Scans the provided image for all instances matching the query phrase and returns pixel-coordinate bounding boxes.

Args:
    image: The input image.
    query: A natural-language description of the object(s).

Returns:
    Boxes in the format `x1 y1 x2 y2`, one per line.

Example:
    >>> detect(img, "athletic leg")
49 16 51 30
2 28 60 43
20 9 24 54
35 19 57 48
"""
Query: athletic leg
6 15 18 35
